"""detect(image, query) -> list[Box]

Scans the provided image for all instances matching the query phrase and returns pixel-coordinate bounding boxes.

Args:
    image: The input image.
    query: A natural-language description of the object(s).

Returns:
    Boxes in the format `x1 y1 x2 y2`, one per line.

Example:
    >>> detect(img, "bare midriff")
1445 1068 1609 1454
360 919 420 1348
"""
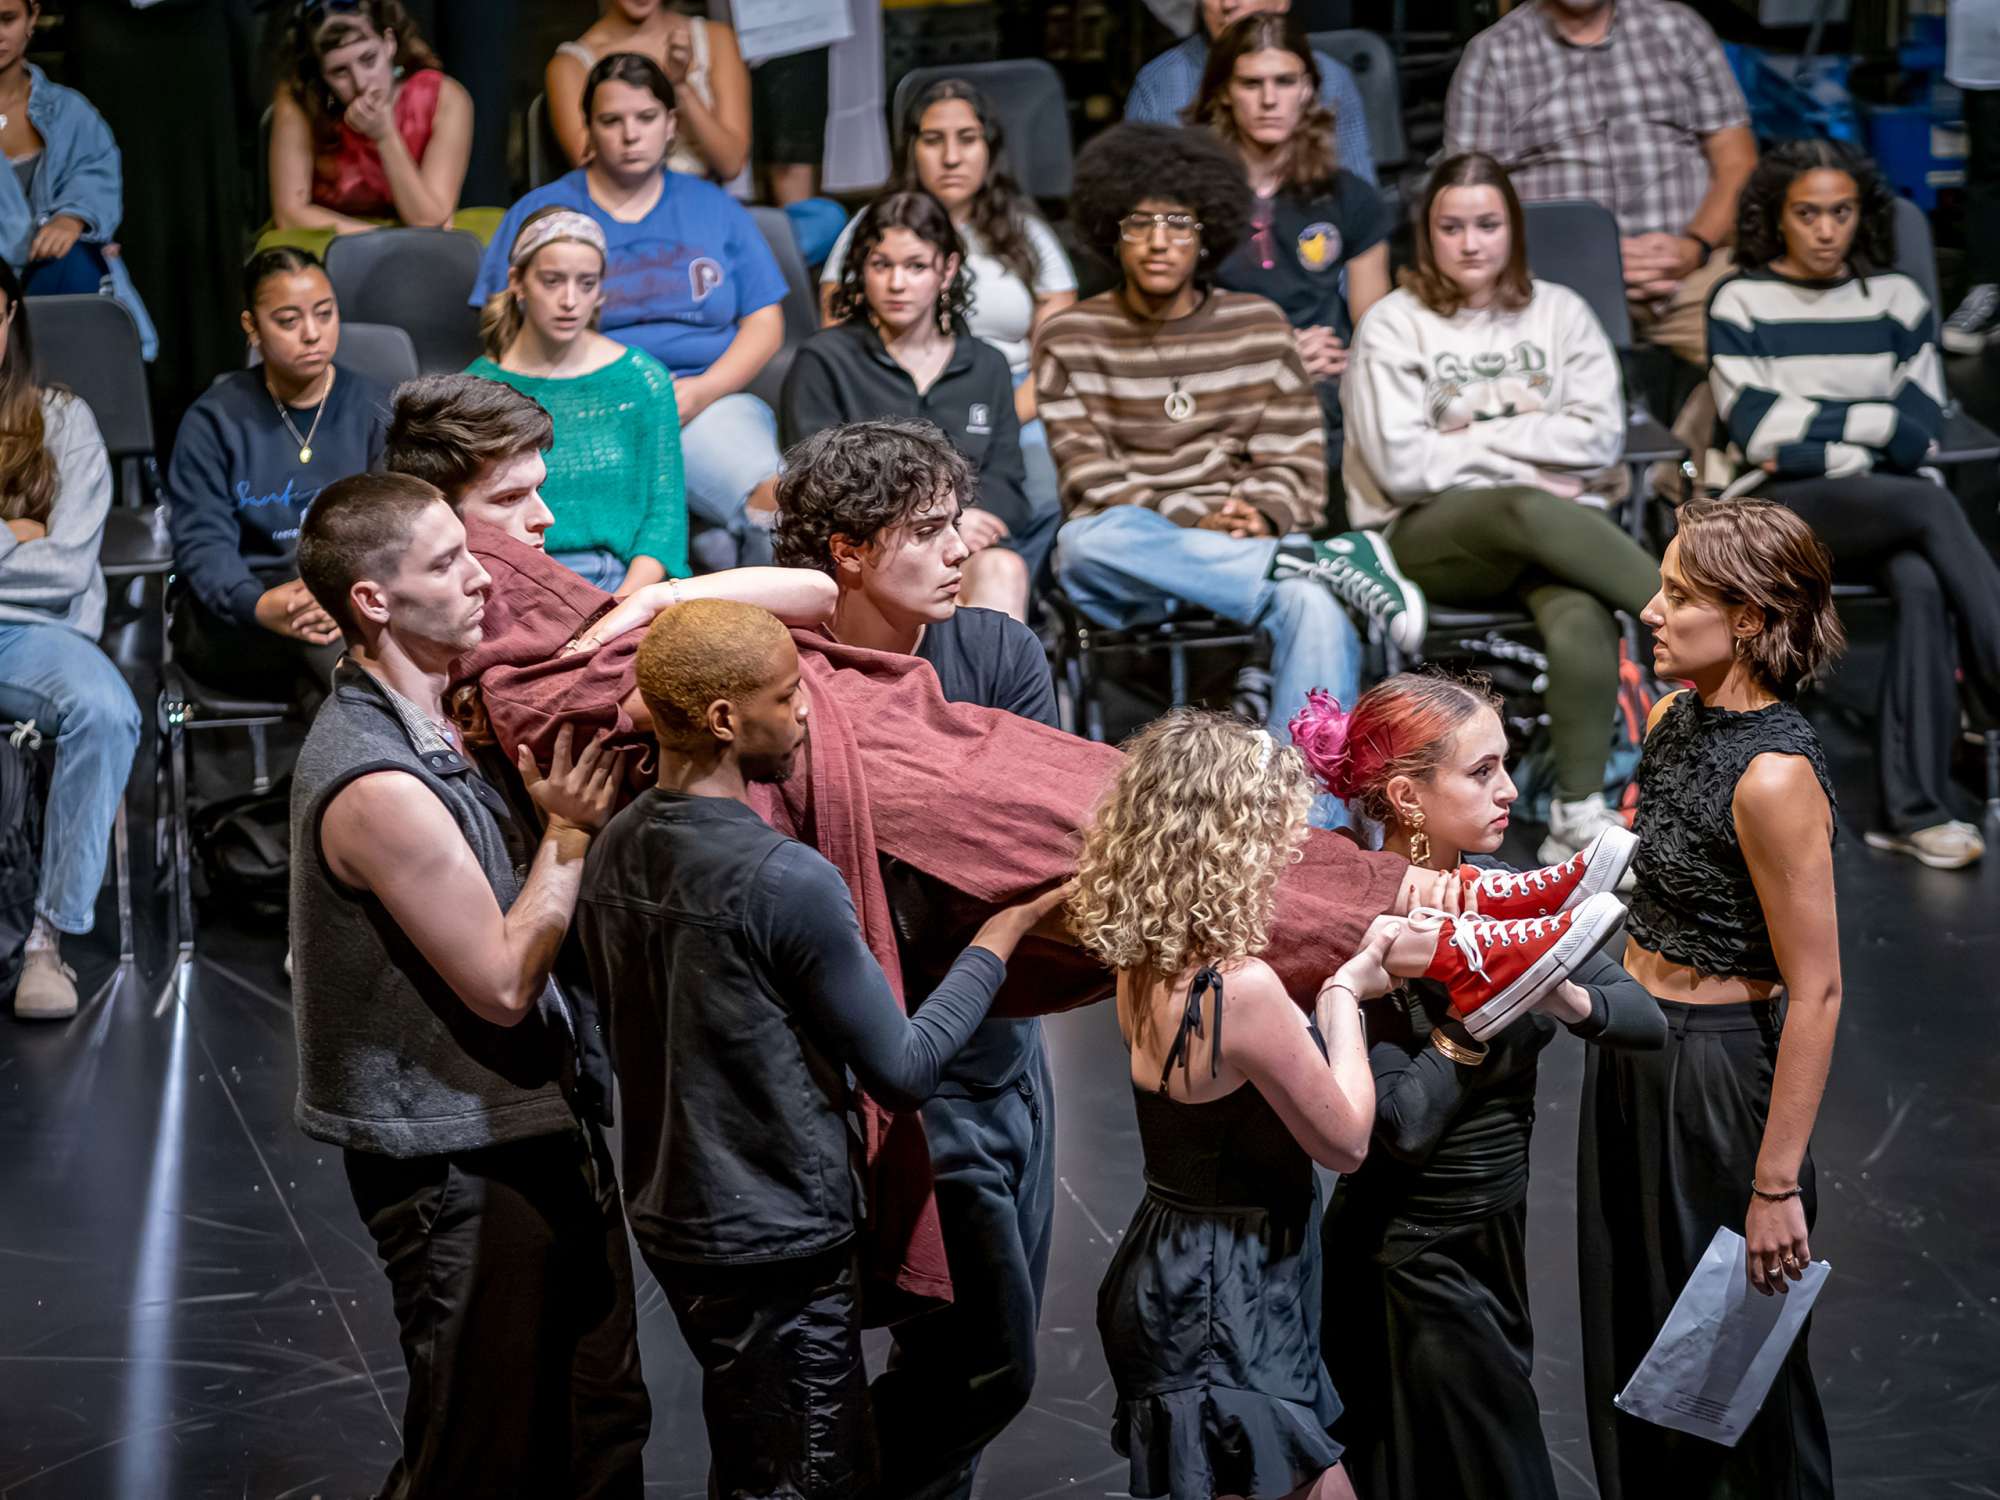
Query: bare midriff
1623 936 1780 1006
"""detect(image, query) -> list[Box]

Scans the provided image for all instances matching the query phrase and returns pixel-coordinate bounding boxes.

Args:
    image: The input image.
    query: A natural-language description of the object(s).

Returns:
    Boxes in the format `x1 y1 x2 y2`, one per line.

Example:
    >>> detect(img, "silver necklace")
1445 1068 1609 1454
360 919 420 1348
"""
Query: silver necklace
1127 290 1199 422
270 366 335 464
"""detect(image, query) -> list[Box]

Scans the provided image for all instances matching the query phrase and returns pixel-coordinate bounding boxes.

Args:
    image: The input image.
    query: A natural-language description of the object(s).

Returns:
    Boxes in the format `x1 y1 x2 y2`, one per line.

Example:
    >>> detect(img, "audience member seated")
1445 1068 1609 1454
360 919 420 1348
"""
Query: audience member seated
1446 0 1757 458
468 207 686 596
167 247 390 708
1037 123 1421 818
1707 139 2000 871
785 193 1035 620
1343 152 1660 862
818 79 1075 561
547 0 750 188
1126 0 1376 186
475 51 787 572
264 0 496 255
0 266 139 1020
1195 12 1391 469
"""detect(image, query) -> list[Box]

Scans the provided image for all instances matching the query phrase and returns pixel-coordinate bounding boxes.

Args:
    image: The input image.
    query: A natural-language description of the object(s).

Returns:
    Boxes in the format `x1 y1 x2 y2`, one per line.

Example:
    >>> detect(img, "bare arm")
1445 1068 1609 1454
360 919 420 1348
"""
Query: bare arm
546 51 592 169
372 75 472 228
567 566 837 651
671 23 751 181
678 304 784 419
269 89 376 234
318 726 621 1028
1344 243 1391 328
1734 752 1842 1294
1013 289 1079 424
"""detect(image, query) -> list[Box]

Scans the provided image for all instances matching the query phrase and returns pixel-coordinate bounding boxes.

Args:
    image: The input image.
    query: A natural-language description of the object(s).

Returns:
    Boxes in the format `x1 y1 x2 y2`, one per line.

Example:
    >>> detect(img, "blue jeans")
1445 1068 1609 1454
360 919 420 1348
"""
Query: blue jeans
0 621 142 934
547 548 628 593
1011 369 1063 588
1055 507 1361 827
682 391 779 572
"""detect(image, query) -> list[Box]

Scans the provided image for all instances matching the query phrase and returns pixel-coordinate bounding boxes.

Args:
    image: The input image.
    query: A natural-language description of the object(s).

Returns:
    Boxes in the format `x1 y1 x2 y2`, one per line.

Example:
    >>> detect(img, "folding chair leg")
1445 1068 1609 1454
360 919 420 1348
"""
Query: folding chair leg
170 714 195 965
86 796 139 1012
249 723 272 795
1985 728 2000 826
1169 643 1189 707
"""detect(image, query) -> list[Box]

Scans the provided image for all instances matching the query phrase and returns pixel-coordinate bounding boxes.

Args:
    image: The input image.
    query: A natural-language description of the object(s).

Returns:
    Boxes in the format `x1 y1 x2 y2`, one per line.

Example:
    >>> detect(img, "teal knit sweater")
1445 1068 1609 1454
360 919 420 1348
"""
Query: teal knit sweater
466 347 688 575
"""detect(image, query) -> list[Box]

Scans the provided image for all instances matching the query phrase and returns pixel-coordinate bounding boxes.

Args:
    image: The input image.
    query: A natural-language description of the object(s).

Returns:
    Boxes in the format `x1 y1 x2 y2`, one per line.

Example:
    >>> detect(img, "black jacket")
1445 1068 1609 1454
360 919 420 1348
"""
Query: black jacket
779 319 1031 534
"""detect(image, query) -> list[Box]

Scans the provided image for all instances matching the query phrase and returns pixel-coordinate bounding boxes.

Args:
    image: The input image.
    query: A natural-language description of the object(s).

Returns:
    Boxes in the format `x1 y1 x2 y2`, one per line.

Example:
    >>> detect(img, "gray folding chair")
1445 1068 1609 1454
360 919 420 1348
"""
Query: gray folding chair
324 227 486 373
335 321 422 388
1307 29 1407 180
747 205 820 412
891 60 1073 202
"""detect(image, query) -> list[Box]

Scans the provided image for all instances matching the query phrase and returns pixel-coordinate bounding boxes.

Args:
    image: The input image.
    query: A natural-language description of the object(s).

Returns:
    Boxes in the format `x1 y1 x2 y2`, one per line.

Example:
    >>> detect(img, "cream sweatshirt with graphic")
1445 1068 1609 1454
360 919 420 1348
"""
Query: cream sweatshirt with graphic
1341 280 1625 529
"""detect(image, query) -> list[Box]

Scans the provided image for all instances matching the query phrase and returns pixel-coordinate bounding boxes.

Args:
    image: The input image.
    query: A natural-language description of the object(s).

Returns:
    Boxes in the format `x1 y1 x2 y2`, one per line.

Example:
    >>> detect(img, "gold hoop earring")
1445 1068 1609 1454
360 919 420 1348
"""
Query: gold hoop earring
1406 810 1431 867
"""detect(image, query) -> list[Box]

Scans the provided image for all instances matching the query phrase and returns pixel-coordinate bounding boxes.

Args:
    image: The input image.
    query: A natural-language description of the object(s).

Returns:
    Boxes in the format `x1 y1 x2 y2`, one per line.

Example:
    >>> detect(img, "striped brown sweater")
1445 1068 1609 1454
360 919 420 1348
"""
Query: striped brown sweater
1033 288 1326 534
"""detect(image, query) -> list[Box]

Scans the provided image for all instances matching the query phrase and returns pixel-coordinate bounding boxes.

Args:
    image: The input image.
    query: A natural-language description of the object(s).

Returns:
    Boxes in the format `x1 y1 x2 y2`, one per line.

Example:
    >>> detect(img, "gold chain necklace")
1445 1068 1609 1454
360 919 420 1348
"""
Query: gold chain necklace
270 366 335 465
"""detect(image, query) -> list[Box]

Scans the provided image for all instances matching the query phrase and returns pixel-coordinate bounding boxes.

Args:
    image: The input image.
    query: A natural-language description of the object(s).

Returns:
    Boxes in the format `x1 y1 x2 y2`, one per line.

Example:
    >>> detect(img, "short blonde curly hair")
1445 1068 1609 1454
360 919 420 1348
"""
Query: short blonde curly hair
1069 710 1315 1040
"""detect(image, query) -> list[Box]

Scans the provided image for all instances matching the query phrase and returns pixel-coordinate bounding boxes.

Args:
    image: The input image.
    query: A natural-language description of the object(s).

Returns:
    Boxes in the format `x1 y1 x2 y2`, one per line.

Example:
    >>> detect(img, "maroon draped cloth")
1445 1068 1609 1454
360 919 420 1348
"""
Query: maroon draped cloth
453 524 1408 1316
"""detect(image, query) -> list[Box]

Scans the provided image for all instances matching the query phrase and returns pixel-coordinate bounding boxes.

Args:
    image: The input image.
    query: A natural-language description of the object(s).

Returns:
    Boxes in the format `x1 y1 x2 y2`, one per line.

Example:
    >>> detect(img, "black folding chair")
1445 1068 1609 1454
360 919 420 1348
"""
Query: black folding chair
1891 196 2000 467
891 60 1073 203
747 205 820 412
324 227 486 373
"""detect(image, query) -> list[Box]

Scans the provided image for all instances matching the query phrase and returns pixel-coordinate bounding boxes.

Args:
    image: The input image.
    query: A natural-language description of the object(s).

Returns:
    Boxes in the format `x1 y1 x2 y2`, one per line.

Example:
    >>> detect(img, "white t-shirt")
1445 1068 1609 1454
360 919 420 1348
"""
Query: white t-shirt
820 211 1076 375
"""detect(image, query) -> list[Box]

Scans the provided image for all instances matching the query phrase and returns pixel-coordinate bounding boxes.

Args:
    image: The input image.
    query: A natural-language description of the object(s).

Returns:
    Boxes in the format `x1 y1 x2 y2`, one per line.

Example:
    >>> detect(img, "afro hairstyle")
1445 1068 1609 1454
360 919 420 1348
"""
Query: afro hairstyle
1068 123 1253 283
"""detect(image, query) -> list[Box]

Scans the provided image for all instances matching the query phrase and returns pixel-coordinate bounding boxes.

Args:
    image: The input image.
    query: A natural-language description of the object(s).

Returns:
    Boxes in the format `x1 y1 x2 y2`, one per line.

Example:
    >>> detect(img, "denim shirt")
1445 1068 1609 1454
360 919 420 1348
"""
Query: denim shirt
0 65 122 273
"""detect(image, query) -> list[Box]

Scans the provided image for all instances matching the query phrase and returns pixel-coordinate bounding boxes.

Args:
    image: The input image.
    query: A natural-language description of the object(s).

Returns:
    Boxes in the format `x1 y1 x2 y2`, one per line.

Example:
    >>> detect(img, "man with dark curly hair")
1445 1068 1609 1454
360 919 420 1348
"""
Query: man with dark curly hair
1039 123 1424 825
773 416 1062 1499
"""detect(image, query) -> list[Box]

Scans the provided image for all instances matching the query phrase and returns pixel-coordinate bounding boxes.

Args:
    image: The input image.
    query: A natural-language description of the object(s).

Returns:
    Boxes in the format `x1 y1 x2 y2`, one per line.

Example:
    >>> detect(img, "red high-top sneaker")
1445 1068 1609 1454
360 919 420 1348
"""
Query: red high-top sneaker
1458 827 1637 921
1420 892 1627 1040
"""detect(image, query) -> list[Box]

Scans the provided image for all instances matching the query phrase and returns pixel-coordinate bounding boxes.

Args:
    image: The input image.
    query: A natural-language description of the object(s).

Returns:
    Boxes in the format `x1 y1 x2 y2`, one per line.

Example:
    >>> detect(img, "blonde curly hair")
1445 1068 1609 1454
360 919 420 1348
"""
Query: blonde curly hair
1069 710 1315 1047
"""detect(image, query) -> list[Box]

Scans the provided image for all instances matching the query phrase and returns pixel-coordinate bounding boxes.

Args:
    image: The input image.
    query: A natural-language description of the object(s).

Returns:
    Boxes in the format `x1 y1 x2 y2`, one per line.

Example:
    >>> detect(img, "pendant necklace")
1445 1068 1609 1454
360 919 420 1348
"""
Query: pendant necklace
272 366 336 464
1132 290 1200 422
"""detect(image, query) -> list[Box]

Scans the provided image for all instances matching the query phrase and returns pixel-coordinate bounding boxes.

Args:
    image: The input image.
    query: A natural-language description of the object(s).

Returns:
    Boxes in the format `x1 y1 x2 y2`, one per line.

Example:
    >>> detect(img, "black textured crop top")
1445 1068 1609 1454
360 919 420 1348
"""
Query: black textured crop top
1625 692 1834 982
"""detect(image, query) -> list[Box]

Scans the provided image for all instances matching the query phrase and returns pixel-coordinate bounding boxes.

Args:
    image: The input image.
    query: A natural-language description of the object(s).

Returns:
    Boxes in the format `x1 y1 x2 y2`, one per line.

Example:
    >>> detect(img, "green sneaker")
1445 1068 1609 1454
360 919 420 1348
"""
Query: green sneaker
1272 531 1426 652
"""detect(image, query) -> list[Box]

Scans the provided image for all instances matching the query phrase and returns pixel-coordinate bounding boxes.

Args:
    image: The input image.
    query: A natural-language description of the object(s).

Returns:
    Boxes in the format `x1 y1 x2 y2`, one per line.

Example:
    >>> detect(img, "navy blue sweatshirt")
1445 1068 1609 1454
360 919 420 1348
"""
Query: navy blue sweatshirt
167 366 390 627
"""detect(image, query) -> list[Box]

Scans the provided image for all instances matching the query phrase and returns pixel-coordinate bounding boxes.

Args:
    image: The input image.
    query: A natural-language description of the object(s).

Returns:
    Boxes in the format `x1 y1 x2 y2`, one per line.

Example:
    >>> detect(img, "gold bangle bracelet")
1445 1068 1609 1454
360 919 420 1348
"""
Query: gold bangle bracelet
1430 1026 1489 1067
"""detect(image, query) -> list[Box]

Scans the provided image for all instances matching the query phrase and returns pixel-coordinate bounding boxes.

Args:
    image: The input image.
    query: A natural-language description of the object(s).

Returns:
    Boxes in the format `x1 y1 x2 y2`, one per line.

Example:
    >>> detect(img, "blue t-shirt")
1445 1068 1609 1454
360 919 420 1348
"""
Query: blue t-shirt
473 170 788 379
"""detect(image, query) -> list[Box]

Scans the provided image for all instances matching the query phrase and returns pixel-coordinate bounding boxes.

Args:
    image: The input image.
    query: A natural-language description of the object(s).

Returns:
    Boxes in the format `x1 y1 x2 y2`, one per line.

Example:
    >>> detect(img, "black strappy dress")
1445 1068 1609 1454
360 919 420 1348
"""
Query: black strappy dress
1096 966 1345 1499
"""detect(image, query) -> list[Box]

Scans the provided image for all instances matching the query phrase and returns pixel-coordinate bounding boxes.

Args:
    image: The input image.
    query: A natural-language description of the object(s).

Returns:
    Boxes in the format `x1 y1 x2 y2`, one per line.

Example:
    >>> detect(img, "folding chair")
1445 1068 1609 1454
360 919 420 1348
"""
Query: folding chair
747 205 821 412
335 321 422 388
324 227 486 373
527 91 567 191
1042 585 1262 743
891 60 1073 203
1308 29 1408 186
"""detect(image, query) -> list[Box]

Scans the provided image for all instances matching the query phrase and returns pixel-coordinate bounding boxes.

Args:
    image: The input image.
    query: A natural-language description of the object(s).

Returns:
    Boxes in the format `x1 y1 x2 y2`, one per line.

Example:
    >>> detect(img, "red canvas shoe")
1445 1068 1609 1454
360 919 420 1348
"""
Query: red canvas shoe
1459 826 1637 921
1420 892 1627 1040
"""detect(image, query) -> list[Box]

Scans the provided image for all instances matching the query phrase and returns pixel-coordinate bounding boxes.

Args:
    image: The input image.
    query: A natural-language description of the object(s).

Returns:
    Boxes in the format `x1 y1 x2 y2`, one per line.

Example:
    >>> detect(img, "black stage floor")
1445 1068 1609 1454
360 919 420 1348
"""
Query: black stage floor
8 456 2000 1500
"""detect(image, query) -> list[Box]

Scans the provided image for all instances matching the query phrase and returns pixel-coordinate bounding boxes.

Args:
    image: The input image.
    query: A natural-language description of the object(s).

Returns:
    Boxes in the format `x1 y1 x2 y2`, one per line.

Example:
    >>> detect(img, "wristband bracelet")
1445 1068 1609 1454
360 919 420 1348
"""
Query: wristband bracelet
1751 1181 1802 1202
1686 231 1716 265
1430 1026 1488 1067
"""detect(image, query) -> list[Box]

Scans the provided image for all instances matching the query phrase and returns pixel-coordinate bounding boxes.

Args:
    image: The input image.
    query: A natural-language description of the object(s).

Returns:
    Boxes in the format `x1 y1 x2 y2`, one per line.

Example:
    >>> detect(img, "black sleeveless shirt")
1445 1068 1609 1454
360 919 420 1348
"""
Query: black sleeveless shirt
1626 692 1835 983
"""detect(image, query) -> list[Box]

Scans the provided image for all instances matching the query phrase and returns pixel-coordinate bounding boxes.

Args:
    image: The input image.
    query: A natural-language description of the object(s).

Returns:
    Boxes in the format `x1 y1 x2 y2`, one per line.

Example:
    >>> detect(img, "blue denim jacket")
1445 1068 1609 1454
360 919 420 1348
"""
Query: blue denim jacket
0 65 122 268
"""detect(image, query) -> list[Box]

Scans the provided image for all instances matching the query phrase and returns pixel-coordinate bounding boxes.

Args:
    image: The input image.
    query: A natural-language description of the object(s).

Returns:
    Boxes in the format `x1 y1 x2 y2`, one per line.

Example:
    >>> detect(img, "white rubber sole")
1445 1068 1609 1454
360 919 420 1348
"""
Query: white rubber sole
1566 826 1638 907
1353 530 1428 654
1458 892 1627 1041
1862 828 1985 870
1941 326 1997 357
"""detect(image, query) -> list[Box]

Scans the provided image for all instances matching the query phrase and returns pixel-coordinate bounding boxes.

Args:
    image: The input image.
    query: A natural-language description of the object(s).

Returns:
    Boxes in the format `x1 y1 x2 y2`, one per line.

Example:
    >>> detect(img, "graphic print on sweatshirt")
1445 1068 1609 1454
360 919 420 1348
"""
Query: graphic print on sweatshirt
1426 341 1556 430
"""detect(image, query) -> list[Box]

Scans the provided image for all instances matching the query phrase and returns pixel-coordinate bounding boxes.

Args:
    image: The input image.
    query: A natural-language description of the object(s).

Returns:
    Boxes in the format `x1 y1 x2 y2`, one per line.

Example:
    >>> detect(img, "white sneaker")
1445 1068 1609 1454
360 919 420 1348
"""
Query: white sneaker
1863 821 1985 870
1942 284 2000 356
1538 793 1634 889
14 942 78 1020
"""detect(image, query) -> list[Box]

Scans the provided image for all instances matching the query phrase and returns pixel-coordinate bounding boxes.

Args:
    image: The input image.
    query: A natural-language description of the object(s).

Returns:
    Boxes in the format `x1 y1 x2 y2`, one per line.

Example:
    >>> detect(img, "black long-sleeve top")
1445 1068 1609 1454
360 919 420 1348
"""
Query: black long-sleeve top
578 790 1004 1266
1345 859 1666 1223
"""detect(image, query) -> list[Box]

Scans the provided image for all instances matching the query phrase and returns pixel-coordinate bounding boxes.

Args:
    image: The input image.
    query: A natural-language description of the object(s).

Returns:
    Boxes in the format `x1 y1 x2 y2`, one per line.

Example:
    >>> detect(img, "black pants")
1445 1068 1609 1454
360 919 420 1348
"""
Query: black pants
171 593 342 717
1766 472 2000 831
873 1044 1058 1500
1969 87 2000 286
1578 999 1832 1500
656 1241 877 1500
344 1126 650 1500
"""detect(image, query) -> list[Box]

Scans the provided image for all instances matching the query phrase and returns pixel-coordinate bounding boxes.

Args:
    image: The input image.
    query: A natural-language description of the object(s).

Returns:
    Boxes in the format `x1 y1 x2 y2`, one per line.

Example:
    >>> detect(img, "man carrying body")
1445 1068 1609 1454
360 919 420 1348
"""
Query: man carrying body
290 472 648 1498
575 598 1063 1500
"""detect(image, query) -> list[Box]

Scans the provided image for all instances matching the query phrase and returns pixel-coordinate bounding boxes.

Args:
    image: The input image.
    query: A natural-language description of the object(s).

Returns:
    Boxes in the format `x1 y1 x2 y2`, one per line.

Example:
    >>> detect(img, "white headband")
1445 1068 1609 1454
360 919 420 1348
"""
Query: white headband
510 210 608 268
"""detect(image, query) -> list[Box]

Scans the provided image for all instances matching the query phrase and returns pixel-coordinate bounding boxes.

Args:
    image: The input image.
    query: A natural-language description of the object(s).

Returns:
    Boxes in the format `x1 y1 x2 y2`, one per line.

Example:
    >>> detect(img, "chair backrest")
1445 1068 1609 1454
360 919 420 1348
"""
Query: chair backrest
527 91 566 191
323 227 486 373
26 294 154 507
1890 194 1942 316
335 321 422 389
1308 29 1406 171
746 205 820 410
890 59 1073 201
255 105 274 229
1521 198 1635 348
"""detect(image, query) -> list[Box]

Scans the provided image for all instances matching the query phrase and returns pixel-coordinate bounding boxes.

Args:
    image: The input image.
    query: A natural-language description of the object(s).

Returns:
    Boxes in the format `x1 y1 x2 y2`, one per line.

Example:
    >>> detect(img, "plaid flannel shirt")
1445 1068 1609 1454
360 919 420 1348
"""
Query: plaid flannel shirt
1126 33 1378 187
1445 0 1747 238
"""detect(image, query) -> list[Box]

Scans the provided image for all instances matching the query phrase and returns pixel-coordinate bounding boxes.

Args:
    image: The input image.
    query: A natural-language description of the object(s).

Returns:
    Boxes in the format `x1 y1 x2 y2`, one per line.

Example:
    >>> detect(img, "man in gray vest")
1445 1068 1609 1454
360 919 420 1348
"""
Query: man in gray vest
290 472 649 1499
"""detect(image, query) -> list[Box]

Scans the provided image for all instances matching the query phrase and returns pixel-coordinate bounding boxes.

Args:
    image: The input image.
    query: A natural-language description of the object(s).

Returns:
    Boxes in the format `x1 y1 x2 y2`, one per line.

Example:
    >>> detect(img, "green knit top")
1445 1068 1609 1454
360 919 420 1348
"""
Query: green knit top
465 347 688 576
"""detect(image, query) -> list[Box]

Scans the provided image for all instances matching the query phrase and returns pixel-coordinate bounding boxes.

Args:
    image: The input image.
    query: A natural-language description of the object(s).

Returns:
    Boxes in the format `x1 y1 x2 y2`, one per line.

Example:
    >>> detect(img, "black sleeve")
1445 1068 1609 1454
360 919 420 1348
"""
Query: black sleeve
970 352 1032 535
1562 948 1668 1050
754 842 1004 1110
1365 996 1472 1164
778 339 848 451
991 615 1060 727
1339 171 1393 260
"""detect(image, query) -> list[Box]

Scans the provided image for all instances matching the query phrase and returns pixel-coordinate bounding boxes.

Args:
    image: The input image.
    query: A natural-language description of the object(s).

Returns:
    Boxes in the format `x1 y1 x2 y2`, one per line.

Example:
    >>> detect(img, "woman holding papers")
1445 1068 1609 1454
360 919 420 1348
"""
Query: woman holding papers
1578 497 1844 1499
1299 673 1662 1500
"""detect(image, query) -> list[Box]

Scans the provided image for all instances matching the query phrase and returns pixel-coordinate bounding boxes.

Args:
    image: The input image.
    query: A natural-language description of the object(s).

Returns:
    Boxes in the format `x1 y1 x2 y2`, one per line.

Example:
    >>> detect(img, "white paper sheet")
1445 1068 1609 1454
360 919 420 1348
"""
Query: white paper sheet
735 0 854 64
1613 1226 1829 1448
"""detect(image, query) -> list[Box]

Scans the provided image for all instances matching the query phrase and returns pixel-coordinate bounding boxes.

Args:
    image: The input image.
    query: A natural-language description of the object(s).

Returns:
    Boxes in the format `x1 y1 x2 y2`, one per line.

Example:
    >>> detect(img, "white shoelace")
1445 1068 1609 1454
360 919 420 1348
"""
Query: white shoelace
1409 907 1559 980
1476 857 1575 898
